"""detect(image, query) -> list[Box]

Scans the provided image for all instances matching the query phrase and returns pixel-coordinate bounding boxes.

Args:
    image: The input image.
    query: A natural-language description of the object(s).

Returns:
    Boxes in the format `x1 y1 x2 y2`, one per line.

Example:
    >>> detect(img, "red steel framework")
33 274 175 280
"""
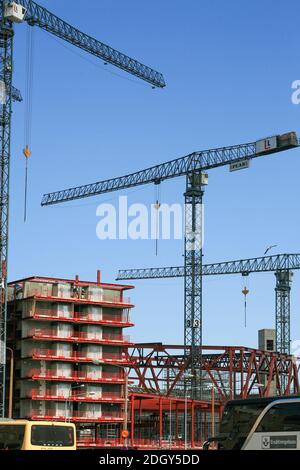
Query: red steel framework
79 343 300 449
126 344 300 399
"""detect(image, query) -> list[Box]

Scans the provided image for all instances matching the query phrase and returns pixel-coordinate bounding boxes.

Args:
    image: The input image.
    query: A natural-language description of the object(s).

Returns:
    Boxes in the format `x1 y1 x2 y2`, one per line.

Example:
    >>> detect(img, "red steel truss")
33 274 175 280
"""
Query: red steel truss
126 344 300 400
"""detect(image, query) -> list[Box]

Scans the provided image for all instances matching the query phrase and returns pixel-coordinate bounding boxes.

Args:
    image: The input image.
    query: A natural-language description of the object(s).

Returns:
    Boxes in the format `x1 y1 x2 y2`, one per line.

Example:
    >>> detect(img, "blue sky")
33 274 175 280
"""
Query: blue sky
9 0 300 349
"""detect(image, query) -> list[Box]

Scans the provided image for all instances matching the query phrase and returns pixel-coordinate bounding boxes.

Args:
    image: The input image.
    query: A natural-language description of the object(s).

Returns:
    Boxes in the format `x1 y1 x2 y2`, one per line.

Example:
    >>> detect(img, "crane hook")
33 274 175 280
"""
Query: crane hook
23 145 31 159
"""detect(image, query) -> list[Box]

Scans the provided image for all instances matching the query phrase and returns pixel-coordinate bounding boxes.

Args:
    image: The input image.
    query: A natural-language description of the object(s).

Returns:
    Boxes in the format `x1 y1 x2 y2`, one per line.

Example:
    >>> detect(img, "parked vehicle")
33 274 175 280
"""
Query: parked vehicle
0 420 76 450
203 395 300 450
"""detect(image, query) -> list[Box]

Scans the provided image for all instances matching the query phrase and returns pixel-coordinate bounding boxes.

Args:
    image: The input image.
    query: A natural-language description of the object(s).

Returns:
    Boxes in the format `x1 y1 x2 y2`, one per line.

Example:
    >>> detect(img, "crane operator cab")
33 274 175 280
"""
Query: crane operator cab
4 2 27 23
203 396 300 450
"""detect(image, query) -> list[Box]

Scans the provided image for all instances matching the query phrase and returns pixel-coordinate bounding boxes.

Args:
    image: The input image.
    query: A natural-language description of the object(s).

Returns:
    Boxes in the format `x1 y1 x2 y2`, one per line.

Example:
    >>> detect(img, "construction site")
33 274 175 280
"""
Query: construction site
0 0 300 452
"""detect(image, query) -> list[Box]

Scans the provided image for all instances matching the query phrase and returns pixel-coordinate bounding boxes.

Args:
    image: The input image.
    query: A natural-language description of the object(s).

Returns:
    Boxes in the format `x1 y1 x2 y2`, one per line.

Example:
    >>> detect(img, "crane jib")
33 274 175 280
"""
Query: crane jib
14 0 166 88
41 132 298 206
116 253 300 280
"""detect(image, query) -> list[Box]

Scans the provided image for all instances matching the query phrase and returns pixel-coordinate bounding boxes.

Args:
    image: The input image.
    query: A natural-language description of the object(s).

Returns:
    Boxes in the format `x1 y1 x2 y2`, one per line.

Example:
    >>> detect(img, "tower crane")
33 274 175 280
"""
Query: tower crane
116 253 300 355
0 0 165 417
41 132 299 397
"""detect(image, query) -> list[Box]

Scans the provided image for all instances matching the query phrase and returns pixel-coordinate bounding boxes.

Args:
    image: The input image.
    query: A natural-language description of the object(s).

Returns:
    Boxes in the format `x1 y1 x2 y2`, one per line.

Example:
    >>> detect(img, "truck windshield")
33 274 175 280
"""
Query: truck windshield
31 425 74 447
219 402 266 450
0 425 25 450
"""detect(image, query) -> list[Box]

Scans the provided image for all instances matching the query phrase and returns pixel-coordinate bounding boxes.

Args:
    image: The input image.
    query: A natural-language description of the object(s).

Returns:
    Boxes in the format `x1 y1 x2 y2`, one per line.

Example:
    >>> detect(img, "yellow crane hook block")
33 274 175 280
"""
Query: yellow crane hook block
242 287 249 297
23 145 31 158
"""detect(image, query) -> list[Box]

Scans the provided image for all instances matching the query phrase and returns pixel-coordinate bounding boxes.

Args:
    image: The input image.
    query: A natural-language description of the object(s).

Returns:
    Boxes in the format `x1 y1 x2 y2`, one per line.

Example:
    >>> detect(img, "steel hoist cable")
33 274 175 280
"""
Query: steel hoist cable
23 24 35 222
242 274 250 328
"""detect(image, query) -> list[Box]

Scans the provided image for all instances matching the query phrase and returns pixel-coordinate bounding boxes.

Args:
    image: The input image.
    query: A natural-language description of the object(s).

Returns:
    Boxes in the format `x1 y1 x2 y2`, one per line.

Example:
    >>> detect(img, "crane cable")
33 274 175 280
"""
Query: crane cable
23 25 35 222
241 274 249 328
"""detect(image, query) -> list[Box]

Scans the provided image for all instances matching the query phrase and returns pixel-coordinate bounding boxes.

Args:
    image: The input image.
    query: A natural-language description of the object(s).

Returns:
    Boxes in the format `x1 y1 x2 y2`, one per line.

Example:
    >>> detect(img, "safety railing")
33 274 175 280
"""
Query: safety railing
27 310 133 326
102 312 132 324
31 348 75 361
31 308 74 322
28 390 124 402
27 369 125 383
74 391 123 401
29 411 67 421
29 410 123 422
76 437 204 449
77 437 123 447
29 349 128 364
31 349 102 363
102 352 128 362
26 329 131 344
26 328 73 341
72 411 123 422
30 291 132 305
75 313 132 325
102 333 130 343
130 438 204 449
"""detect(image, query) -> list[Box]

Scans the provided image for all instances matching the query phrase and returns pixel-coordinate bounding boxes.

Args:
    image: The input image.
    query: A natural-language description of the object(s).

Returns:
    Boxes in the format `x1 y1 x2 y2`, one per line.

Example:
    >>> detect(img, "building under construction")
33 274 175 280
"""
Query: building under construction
6 273 134 445
5 273 300 449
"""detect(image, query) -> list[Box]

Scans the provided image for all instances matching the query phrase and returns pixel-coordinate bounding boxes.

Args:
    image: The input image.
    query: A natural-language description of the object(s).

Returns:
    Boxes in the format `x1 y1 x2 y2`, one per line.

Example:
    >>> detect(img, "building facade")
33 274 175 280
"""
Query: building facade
6 272 134 443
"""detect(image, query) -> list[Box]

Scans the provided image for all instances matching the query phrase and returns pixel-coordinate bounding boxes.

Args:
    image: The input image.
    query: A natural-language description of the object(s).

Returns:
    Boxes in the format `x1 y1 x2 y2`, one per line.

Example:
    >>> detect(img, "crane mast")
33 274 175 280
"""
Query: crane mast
0 4 14 418
0 0 165 417
184 171 205 395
